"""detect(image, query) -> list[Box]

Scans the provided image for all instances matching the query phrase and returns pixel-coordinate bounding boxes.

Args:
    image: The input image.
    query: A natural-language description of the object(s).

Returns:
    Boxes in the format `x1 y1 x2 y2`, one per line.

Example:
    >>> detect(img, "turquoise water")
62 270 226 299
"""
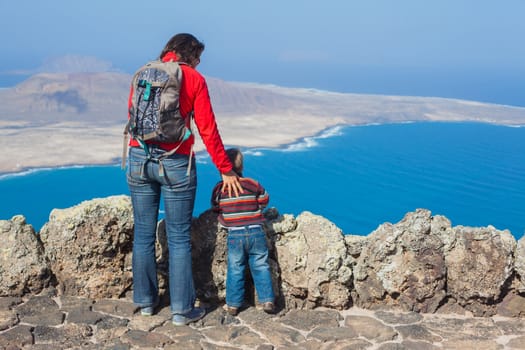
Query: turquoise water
1 122 524 238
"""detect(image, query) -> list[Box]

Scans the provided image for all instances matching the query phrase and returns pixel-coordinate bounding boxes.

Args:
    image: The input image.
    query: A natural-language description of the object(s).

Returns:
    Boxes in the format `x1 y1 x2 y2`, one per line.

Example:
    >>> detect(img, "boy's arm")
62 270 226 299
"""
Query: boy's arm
257 183 269 209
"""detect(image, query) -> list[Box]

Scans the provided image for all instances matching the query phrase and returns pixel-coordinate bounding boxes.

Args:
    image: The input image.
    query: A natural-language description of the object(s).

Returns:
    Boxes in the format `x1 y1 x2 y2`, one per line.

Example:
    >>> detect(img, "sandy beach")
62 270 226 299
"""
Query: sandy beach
0 113 345 175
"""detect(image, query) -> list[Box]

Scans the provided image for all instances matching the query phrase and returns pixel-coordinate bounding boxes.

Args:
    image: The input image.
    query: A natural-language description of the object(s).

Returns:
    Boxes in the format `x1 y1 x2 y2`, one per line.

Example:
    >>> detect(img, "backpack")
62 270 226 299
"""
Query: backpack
122 60 194 175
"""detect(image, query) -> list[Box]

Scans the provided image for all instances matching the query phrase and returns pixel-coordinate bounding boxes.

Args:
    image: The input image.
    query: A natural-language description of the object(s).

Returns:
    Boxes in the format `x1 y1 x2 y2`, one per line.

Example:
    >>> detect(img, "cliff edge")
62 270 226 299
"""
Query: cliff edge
2 195 524 317
1 196 525 348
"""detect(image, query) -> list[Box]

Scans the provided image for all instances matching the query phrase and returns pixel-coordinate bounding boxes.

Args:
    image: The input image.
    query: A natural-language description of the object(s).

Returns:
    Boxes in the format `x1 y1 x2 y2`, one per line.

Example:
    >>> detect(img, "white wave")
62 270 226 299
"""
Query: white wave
278 124 347 152
359 122 382 127
0 163 121 181
0 165 82 180
0 168 49 180
282 137 319 152
314 125 345 139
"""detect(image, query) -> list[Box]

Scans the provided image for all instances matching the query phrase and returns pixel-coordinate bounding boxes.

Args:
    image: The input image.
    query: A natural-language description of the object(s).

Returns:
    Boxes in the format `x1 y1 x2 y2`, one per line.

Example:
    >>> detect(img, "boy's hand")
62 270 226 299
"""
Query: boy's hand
221 170 242 197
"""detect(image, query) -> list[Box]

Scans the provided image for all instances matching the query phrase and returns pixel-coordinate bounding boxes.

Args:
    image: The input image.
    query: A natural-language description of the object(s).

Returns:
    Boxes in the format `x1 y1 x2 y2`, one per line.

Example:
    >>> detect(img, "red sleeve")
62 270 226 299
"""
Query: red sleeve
181 66 233 174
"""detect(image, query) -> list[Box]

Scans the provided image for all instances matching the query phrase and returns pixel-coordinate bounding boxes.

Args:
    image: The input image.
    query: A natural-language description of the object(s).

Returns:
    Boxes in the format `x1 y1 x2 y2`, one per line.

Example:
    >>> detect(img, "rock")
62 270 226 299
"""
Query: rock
15 296 64 325
249 318 306 347
266 209 297 234
508 336 525 349
496 291 525 317
374 310 424 325
120 329 173 349
0 215 53 296
344 234 368 258
33 323 93 347
201 325 266 348
421 316 502 341
279 309 342 330
0 325 33 348
190 209 229 302
0 309 18 331
353 209 447 313
395 324 441 343
273 211 352 309
444 225 516 316
39 195 134 299
345 315 398 341
516 236 525 292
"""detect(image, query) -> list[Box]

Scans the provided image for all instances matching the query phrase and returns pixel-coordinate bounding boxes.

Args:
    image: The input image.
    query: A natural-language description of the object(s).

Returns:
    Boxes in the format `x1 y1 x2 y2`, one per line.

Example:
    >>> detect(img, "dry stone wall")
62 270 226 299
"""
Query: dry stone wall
1 195 524 318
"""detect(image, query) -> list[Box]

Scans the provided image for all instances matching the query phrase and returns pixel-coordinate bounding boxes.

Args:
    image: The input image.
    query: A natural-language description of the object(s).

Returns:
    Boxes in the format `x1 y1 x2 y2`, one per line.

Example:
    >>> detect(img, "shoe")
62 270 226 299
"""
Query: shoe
140 300 159 316
222 304 239 316
140 306 154 316
262 302 275 314
172 307 206 326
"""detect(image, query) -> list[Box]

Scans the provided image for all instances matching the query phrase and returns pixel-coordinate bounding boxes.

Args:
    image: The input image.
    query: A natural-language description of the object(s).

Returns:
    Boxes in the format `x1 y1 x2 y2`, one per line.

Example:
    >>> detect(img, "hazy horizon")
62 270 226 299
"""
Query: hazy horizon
1 1 524 107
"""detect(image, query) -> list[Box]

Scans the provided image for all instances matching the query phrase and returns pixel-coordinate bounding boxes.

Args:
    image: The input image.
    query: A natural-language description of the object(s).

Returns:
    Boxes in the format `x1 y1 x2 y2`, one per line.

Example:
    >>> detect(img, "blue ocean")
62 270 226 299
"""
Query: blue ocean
1 122 524 239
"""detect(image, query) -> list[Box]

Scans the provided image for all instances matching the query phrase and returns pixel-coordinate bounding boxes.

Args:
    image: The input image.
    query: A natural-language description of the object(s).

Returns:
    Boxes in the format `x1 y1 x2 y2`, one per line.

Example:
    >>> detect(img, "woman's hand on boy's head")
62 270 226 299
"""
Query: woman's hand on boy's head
221 170 242 197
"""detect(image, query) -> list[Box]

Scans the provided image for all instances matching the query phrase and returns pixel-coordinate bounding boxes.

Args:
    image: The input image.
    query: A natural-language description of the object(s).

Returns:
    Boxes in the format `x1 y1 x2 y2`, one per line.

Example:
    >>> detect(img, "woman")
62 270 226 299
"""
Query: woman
126 33 242 326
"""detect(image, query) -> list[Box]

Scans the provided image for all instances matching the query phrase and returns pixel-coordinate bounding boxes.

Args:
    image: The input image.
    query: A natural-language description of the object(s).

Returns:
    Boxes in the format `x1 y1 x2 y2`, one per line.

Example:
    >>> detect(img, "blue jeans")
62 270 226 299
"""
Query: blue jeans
226 225 274 307
127 146 197 315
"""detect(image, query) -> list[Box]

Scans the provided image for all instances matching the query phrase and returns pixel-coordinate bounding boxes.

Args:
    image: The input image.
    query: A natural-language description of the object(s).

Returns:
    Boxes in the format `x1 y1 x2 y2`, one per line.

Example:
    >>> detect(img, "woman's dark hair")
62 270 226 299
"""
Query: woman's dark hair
159 33 205 63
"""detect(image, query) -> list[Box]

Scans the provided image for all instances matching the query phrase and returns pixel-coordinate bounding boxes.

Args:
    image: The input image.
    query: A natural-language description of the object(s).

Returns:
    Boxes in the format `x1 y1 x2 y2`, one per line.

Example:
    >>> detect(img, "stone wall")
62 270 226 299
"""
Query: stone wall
1 195 524 317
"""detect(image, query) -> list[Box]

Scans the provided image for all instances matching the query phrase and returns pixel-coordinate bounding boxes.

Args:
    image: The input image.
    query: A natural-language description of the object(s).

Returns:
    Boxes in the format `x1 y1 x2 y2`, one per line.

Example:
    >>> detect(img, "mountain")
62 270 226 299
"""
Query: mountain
0 72 130 124
2 71 525 126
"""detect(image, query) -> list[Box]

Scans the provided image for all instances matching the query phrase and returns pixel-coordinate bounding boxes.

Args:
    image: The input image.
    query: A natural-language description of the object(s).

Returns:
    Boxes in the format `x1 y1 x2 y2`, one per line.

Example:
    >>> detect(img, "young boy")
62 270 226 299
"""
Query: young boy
211 148 275 316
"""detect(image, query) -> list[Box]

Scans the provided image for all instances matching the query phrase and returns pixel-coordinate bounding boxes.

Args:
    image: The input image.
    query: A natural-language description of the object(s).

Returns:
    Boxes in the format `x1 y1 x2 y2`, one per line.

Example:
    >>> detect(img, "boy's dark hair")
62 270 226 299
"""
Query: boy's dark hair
226 148 243 177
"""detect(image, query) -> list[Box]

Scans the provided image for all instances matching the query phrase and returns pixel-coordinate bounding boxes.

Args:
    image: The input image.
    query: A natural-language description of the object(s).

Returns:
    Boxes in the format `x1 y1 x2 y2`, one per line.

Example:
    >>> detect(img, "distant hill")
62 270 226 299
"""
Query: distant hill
0 72 130 124
1 71 525 126
0 72 317 124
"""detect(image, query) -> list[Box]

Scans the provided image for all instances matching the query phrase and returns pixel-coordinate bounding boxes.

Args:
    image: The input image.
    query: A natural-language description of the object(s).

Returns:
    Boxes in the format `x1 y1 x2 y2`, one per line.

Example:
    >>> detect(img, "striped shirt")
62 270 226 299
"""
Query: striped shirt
211 177 269 227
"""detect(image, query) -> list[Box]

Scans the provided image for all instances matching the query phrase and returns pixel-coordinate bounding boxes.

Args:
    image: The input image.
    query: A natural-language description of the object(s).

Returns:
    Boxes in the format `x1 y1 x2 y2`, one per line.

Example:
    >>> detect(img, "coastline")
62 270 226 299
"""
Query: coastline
2 121 524 238
0 119 523 178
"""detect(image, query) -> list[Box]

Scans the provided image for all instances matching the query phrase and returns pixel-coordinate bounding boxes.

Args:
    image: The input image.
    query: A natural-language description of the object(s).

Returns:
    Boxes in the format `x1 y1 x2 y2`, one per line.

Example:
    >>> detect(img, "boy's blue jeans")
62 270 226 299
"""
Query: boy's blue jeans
127 146 197 315
226 225 275 308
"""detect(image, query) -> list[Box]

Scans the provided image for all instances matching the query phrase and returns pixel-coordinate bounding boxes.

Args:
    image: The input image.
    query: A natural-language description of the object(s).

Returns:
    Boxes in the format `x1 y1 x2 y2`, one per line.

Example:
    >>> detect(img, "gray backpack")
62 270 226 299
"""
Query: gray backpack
122 60 194 175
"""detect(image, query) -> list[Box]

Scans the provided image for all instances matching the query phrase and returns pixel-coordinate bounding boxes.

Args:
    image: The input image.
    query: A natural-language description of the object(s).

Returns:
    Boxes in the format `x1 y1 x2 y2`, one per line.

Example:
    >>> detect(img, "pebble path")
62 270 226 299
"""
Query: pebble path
1 291 525 349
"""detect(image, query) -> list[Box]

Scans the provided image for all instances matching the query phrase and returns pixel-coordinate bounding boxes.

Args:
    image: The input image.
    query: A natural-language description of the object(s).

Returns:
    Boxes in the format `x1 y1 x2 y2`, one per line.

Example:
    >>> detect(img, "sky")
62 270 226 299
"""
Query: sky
1 0 525 106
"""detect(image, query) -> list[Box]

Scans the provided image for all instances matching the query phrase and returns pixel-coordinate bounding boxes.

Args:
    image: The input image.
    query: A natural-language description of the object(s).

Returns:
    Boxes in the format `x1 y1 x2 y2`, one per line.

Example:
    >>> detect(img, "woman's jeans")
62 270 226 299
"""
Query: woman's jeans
127 146 197 315
226 225 274 307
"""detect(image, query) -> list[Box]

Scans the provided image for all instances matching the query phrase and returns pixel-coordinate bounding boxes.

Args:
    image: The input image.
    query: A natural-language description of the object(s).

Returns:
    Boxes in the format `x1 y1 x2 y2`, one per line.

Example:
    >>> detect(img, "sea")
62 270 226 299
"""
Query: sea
1 122 524 239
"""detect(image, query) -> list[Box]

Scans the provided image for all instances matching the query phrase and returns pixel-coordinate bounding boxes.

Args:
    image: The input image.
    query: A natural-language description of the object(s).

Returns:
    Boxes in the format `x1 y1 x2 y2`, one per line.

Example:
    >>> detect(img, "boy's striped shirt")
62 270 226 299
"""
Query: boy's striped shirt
211 177 269 227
